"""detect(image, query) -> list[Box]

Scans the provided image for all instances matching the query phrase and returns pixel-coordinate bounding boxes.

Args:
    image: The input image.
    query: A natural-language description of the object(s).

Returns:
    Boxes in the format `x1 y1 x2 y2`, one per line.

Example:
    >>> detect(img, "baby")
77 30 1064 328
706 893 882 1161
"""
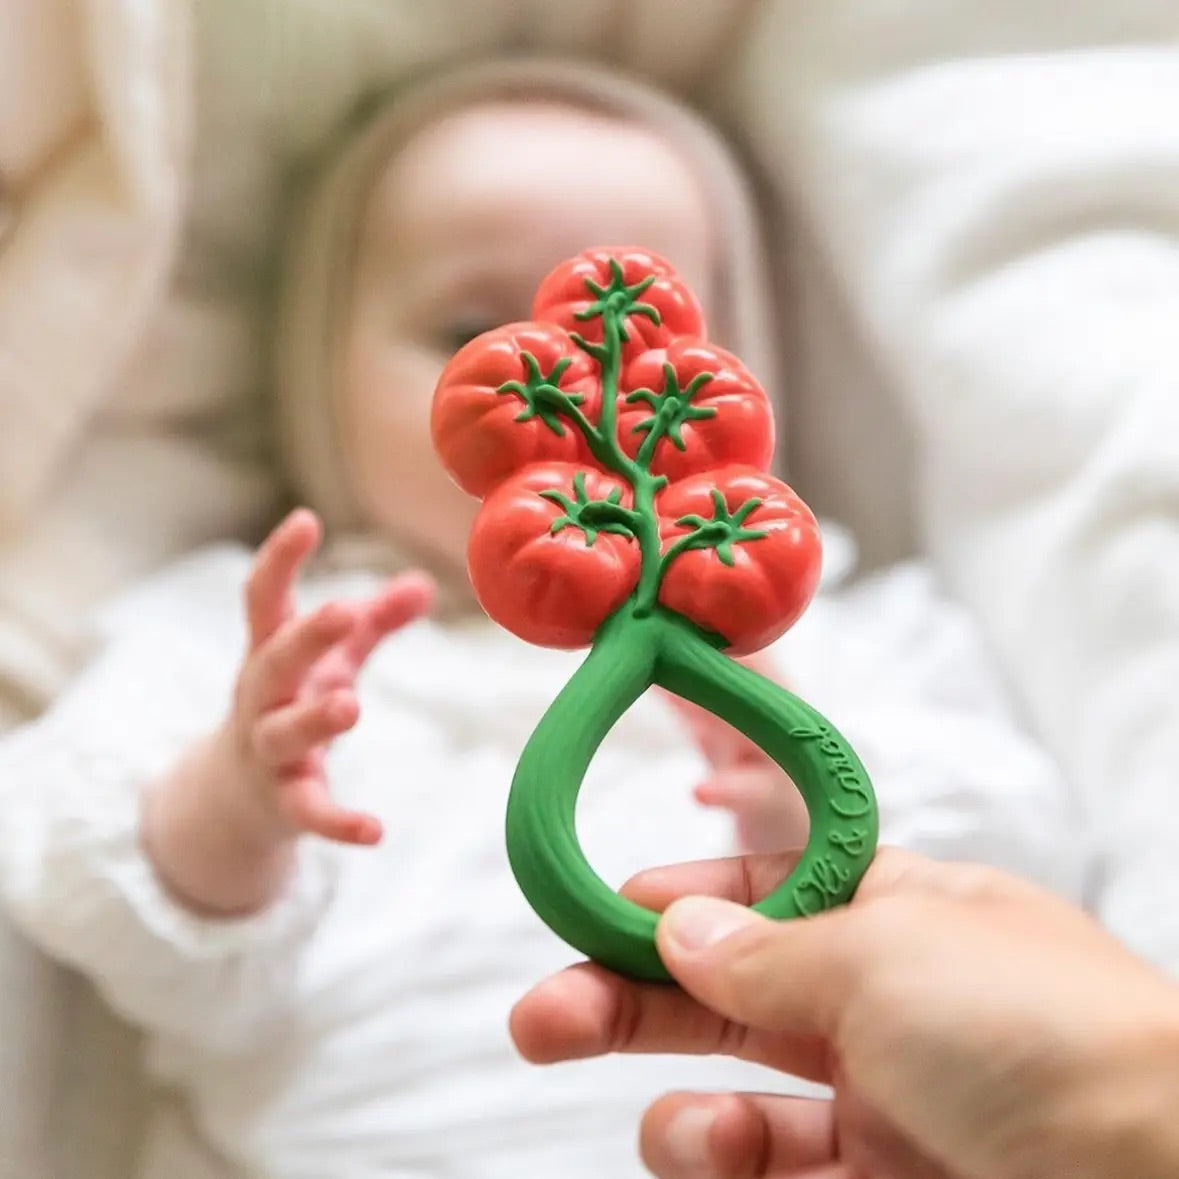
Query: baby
0 61 1086 1179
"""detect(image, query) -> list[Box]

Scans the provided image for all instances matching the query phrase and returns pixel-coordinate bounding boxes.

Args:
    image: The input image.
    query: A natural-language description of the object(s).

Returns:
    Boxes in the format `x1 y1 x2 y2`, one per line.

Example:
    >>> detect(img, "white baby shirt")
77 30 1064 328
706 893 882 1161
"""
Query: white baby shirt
0 540 1085 1177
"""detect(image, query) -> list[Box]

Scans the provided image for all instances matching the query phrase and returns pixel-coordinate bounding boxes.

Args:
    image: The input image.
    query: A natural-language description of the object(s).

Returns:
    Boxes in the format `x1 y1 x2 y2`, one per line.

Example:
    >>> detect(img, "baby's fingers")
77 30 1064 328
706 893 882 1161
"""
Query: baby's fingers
696 768 809 855
251 690 359 768
664 692 772 772
240 603 354 715
663 653 789 771
694 768 783 812
245 510 322 650
346 572 436 668
279 776 383 846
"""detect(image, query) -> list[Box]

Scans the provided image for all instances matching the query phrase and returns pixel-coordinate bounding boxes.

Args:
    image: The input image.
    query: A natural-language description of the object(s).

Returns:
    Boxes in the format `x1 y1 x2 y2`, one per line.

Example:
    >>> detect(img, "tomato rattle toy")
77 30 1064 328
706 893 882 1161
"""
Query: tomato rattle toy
431 247 878 981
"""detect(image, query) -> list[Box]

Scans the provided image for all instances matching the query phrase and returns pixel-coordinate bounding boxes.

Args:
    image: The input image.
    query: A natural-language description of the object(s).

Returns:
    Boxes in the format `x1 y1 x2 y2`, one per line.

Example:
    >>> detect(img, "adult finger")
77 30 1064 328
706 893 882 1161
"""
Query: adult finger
655 895 889 1042
622 846 1009 916
640 1091 840 1179
508 960 831 1082
650 848 998 1038
620 851 804 914
244 510 322 649
512 849 1015 1071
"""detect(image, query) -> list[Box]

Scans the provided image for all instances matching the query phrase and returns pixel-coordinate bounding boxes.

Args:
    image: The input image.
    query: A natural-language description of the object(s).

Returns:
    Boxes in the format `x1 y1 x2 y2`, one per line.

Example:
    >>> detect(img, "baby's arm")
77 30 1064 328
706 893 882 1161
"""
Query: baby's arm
0 512 432 1052
142 510 433 917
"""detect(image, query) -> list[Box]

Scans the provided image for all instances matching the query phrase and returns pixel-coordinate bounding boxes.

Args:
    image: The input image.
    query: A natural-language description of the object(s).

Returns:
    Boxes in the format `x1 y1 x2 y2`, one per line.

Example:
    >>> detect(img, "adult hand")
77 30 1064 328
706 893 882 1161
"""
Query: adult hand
511 849 1179 1179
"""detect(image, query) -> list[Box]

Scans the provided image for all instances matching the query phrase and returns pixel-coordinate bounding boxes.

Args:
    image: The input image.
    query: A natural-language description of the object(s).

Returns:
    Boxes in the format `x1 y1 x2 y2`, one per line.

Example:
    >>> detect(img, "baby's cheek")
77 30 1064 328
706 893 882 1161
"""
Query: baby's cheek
350 338 437 444
342 336 432 483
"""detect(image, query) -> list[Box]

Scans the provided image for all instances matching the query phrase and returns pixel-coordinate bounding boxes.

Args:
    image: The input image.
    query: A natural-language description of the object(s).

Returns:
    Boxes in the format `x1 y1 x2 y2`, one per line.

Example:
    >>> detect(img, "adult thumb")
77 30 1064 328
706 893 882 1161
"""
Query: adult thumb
655 896 863 1038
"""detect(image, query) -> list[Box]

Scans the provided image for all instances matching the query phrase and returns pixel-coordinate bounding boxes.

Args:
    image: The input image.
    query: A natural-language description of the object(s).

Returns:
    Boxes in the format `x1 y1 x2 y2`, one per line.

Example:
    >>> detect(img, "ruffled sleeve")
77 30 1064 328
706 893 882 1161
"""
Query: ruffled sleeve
0 556 340 1052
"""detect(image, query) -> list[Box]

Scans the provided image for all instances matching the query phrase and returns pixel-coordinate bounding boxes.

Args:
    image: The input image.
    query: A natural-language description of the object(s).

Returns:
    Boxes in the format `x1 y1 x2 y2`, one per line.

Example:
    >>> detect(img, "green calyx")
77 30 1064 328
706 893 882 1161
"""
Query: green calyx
571 256 660 349
663 489 767 570
627 363 718 467
498 353 584 437
539 472 639 545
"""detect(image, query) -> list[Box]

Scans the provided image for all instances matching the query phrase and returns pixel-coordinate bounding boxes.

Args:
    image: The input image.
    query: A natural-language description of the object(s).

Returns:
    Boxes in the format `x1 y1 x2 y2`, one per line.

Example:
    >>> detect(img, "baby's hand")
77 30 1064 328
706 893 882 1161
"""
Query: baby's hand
666 652 810 854
226 509 435 846
143 509 436 916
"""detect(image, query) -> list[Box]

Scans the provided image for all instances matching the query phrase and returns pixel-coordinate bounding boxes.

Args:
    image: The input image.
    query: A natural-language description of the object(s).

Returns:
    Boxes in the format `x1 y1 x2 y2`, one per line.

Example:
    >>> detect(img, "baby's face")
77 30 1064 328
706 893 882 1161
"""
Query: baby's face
340 99 715 572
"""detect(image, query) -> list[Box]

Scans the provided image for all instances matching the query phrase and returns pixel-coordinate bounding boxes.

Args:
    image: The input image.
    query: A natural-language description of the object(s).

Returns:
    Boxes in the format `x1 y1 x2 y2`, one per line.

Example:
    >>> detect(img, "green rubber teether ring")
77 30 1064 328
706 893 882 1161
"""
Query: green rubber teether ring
507 601 877 982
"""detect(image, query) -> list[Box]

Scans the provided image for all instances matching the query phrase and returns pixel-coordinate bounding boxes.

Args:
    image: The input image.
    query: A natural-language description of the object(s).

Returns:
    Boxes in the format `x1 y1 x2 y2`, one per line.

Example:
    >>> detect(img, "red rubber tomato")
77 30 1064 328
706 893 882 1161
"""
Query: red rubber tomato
531 247 705 362
657 466 821 655
431 322 601 499
617 338 775 481
468 463 640 649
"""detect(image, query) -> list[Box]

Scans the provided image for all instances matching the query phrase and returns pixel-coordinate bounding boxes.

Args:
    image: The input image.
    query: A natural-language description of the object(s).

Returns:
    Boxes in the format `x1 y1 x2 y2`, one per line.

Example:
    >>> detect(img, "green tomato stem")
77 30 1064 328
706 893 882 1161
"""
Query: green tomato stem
656 531 699 580
556 400 607 456
593 307 667 615
560 295 690 611
633 412 665 471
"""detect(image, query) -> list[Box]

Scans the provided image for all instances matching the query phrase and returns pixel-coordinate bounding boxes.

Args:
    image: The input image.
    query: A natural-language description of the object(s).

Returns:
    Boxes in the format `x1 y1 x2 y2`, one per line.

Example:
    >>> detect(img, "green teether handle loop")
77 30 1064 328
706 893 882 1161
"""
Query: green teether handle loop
505 604 879 981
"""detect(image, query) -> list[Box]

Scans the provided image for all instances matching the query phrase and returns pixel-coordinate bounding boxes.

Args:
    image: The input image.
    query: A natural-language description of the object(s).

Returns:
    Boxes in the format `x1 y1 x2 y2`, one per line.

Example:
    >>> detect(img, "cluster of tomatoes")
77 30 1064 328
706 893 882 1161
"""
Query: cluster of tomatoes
430 248 822 654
